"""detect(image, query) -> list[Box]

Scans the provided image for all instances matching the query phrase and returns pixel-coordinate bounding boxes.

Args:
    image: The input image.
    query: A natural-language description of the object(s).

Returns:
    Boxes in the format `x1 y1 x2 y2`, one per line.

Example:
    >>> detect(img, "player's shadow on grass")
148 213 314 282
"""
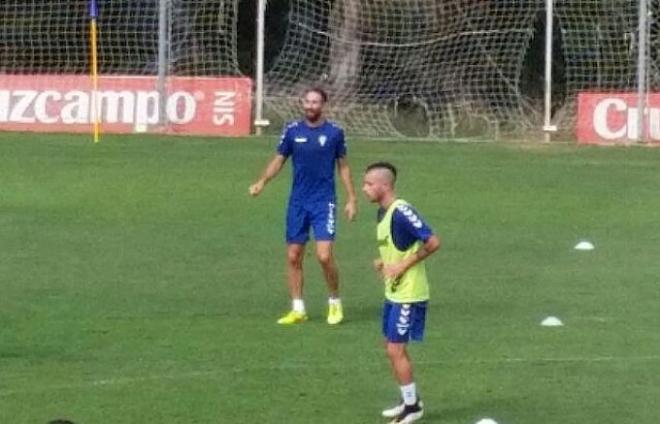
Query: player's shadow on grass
431 399 508 423
418 410 444 423
343 302 382 324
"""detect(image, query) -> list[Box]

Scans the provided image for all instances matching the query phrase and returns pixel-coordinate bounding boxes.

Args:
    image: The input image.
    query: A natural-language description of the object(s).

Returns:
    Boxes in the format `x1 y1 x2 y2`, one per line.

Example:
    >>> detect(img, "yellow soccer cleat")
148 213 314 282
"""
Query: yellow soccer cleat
277 310 308 325
327 303 344 325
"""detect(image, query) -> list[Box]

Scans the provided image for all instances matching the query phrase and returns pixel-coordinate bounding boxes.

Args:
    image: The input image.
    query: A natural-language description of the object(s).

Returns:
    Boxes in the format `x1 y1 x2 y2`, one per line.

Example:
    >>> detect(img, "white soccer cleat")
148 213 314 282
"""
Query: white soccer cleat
388 401 424 423
382 399 424 419
382 401 405 418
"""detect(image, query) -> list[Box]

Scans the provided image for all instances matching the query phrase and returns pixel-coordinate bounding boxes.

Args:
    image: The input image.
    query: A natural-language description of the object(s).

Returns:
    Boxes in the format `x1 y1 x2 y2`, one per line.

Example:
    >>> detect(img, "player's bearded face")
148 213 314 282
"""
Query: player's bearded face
302 93 324 122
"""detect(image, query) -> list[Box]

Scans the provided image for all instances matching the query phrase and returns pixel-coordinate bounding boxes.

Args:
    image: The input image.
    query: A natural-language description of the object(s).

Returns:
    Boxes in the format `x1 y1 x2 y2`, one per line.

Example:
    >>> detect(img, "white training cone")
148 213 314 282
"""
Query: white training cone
574 241 594 251
541 316 563 327
476 419 499 424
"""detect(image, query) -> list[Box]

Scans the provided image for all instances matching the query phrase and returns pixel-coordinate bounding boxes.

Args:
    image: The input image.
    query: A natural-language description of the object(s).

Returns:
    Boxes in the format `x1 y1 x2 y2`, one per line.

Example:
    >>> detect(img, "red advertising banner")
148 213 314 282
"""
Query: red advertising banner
577 92 660 145
0 74 252 136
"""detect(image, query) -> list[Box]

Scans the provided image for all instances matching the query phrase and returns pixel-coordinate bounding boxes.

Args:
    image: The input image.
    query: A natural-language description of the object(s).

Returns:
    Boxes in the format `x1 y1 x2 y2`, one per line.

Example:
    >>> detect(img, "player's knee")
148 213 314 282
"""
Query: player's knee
286 250 303 268
316 250 333 266
386 342 405 359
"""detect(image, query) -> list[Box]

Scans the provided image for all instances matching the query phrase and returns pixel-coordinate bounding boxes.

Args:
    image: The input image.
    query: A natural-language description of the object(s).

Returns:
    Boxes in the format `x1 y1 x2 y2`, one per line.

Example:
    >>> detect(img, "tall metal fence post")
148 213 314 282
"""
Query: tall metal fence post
543 0 557 142
254 0 270 135
636 0 649 142
157 0 170 128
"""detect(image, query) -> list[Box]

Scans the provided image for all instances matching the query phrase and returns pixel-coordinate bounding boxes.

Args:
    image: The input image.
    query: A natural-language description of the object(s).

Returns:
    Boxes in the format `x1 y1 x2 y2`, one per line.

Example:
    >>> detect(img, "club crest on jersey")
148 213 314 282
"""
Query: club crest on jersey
318 135 327 146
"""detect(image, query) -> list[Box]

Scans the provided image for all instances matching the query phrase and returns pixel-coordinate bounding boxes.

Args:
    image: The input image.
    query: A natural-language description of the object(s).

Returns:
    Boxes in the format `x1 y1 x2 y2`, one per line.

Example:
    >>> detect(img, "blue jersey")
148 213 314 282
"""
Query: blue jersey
377 202 434 250
277 120 347 204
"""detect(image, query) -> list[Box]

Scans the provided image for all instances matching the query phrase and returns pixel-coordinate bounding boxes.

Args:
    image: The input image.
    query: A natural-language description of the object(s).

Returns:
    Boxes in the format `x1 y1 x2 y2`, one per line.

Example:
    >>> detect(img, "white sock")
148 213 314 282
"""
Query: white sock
400 382 417 405
328 297 341 306
292 299 305 313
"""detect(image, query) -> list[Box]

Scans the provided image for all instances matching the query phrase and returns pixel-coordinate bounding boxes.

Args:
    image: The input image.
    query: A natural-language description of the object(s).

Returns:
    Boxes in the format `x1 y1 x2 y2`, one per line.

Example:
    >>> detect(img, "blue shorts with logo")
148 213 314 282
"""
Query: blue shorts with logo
382 300 428 343
286 200 337 244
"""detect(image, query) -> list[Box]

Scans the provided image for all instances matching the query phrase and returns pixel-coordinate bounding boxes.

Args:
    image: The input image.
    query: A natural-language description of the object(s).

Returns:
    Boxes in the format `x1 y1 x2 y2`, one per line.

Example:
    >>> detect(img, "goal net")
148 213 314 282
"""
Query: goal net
0 0 656 139
265 0 658 139
266 1 542 139
0 0 240 76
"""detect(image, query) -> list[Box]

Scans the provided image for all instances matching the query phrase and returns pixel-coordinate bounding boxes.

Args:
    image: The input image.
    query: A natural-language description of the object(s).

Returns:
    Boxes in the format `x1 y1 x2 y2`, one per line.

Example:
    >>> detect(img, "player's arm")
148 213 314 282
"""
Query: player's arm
337 157 358 220
373 258 384 277
403 235 440 271
250 123 293 196
249 154 287 197
383 207 440 279
383 235 440 280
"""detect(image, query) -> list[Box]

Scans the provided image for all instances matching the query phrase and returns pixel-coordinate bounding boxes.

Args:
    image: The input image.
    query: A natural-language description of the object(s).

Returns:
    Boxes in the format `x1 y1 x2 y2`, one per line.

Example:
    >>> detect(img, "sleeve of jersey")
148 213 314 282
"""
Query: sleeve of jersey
277 125 293 157
335 129 347 158
393 205 434 245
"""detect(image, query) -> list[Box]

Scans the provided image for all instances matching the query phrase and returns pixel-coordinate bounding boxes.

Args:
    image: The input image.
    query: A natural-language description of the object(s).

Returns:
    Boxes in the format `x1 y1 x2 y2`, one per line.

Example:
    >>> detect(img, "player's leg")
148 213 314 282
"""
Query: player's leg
315 240 343 324
315 241 339 297
278 203 310 324
277 243 308 324
381 302 425 423
287 243 306 301
309 201 343 324
386 342 414 385
384 343 423 423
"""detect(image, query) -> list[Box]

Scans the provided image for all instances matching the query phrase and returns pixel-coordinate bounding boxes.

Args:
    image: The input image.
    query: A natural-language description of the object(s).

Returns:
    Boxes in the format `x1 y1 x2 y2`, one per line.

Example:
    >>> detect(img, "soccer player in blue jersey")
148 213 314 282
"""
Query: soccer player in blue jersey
362 162 441 424
249 87 358 325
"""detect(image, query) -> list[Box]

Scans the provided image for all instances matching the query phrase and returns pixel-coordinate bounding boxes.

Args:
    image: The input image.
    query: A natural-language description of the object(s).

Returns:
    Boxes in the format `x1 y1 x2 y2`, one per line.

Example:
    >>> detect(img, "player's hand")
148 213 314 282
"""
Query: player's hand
344 199 357 221
373 259 384 278
249 180 264 197
373 258 383 272
383 262 406 281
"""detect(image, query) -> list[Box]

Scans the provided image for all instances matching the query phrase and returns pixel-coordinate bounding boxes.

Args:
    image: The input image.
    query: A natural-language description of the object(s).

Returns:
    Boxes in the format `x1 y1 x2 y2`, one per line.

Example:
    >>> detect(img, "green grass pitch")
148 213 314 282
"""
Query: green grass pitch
1 132 659 423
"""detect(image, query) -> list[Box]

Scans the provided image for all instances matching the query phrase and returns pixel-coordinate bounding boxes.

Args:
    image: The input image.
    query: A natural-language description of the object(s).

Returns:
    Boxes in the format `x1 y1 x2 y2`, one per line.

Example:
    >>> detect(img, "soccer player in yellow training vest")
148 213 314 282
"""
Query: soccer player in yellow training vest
362 162 441 424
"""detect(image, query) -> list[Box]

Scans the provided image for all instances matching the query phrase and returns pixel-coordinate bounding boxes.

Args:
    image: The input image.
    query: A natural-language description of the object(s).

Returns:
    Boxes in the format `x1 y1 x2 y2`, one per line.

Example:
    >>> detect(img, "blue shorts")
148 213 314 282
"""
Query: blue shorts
382 300 428 343
286 200 337 244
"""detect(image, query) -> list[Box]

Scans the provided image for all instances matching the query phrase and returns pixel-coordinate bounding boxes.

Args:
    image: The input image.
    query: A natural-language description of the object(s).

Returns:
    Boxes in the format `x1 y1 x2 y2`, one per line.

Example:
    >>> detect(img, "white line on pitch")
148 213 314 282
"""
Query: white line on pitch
1 355 658 397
